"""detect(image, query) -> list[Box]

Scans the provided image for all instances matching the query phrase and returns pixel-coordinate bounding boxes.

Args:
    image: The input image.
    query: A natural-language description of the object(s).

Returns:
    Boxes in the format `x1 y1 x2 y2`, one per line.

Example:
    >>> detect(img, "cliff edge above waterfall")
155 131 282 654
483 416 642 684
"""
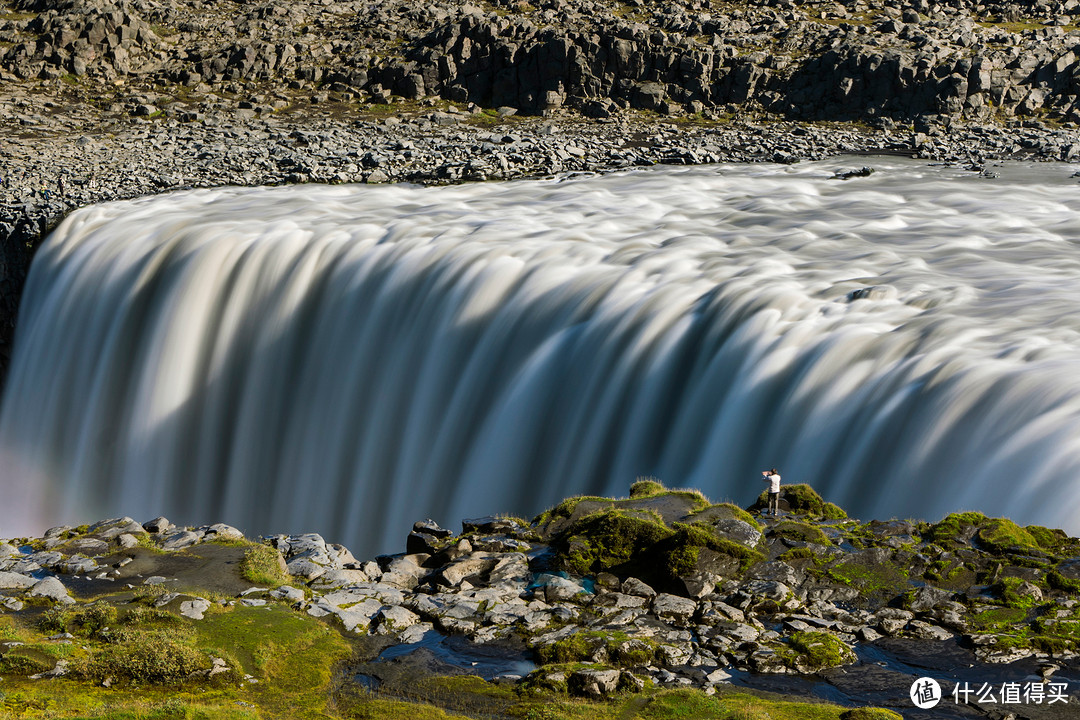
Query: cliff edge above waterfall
1 480 1079 718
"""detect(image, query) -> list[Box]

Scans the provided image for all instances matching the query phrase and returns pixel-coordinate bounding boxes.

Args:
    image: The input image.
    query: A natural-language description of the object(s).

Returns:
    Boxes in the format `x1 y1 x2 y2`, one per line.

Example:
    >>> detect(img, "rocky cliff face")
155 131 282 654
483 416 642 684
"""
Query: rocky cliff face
4 0 1080 124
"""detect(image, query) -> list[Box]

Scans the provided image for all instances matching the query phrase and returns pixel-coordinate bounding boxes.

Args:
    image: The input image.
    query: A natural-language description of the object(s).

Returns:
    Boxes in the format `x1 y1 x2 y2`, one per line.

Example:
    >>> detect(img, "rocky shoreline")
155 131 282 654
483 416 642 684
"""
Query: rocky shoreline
2 480 1080 718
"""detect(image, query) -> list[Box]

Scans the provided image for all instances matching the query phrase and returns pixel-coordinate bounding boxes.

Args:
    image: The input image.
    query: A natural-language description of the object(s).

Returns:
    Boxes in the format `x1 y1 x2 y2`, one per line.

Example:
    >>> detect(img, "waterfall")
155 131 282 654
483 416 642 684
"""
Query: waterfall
4 158 1080 557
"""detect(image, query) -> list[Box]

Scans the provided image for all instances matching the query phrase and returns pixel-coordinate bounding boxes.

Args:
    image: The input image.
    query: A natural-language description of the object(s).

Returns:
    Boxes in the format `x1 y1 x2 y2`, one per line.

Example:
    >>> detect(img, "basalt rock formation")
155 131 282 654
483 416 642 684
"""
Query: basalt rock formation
5 0 1080 122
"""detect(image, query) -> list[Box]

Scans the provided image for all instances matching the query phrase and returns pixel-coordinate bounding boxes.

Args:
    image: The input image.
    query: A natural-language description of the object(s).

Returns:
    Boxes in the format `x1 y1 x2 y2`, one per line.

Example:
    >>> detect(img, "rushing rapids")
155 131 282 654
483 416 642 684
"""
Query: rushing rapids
3 157 1080 556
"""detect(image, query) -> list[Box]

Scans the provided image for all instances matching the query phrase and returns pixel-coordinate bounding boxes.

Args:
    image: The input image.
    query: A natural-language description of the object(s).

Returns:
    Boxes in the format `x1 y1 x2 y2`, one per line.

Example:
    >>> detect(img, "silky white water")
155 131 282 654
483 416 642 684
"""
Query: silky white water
3 157 1080 555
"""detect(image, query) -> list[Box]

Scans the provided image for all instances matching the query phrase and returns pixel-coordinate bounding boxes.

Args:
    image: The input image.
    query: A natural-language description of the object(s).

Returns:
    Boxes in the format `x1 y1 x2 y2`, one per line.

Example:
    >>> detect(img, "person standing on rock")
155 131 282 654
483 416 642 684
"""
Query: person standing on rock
762 468 781 516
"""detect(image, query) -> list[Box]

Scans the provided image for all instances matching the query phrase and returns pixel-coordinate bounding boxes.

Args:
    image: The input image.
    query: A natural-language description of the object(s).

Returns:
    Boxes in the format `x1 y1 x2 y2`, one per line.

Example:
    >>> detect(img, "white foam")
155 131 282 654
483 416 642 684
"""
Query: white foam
3 157 1080 553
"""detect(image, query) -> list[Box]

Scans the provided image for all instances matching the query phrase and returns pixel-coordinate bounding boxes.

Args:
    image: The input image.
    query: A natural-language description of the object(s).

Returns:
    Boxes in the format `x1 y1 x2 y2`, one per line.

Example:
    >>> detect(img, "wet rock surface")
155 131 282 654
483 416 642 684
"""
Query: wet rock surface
3 483 1080 717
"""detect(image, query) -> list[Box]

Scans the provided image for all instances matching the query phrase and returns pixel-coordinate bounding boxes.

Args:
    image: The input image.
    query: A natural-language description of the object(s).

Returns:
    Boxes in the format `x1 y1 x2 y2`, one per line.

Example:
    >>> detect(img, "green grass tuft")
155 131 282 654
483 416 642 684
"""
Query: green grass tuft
239 543 288 586
630 477 666 498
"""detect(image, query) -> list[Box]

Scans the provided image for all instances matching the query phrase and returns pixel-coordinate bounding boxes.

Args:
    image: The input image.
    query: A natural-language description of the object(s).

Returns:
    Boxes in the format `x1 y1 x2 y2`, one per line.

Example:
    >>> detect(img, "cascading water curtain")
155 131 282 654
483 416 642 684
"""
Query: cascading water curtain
4 159 1080 557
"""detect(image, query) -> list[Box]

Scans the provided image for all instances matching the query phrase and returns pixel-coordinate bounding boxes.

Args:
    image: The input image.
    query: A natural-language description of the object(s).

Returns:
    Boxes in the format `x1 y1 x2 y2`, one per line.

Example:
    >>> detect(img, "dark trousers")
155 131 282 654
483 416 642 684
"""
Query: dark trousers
768 491 780 514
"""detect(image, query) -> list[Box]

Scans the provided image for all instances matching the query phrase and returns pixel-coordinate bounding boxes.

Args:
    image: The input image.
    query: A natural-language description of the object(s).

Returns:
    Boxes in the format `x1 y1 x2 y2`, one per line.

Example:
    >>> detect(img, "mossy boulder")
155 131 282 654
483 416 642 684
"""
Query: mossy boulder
770 520 831 546
779 631 856 672
976 518 1045 555
924 511 988 545
555 509 675 579
661 523 763 576
819 548 909 606
751 484 846 519
0 649 52 676
535 482 710 540
536 631 657 667
629 477 666 498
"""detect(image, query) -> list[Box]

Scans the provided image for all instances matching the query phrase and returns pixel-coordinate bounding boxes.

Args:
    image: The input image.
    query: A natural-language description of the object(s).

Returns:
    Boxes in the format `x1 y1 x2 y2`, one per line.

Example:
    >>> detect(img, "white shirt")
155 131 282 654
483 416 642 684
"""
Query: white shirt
766 473 781 493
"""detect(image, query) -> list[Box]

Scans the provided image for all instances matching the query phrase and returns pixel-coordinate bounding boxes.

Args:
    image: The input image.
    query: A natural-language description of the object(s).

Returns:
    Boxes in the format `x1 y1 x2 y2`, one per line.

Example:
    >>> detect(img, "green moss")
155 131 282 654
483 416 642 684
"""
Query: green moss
992 577 1043 609
772 521 830 546
969 605 1027 632
666 543 702 577
533 495 612 526
536 631 656 667
0 651 52 676
1026 525 1070 553
925 511 988 545
554 509 674 576
977 519 1042 554
121 605 183 627
637 687 867 719
662 523 763 577
779 547 818 563
714 502 762 530
1030 635 1073 654
823 559 908 601
630 477 666 498
417 674 517 700
1049 570 1080 593
239 543 288 586
781 631 856 670
756 484 845 519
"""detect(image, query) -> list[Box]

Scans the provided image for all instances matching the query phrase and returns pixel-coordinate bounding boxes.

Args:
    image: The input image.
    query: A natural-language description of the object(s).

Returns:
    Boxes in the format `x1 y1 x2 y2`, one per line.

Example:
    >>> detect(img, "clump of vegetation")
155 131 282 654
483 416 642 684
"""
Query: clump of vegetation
780 631 856 671
924 511 988 545
121 605 183 627
73 630 209 684
536 631 656 667
756 484 846 519
1048 569 1080 593
552 504 762 587
0 653 52 676
990 576 1044 609
771 521 831 546
36 602 117 638
976 518 1043 554
240 542 288 586
661 523 763 577
533 495 613 526
636 688 893 719
630 477 666 498
968 605 1027 632
778 546 817 563
556 509 674 577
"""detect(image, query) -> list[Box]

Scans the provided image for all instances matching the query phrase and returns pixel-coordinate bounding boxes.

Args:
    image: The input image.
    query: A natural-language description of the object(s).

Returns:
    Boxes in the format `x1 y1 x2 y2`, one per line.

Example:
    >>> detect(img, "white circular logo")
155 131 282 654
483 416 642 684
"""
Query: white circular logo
910 676 942 709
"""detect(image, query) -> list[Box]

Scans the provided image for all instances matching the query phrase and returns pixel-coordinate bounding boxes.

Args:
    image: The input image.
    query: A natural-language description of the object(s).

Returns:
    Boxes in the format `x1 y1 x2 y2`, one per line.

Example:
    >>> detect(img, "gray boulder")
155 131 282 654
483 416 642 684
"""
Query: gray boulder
180 597 212 620
568 668 621 697
162 530 200 551
652 593 698 625
29 576 74 604
0 571 36 589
